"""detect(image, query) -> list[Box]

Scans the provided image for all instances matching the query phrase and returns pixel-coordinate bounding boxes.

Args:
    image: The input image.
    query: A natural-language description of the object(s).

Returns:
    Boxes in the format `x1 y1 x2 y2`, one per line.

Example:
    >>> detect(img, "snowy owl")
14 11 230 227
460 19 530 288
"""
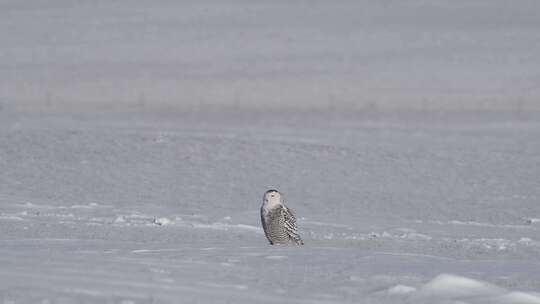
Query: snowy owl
260 189 304 245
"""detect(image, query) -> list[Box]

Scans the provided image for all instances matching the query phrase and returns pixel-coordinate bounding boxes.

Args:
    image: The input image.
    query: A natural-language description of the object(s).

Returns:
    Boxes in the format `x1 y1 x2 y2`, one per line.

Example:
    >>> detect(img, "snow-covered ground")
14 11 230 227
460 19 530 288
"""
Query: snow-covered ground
1 111 539 303
1 1 540 303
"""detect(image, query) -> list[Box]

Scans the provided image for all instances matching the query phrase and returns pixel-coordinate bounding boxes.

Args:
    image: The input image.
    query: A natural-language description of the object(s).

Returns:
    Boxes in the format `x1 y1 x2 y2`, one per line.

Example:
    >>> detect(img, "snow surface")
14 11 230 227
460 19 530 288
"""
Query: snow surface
1 1 540 303
0 111 539 303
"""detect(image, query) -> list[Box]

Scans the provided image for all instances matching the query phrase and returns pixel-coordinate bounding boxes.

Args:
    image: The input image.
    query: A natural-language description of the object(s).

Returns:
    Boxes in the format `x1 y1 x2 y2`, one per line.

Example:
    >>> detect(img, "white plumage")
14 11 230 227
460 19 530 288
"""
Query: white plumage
260 189 304 245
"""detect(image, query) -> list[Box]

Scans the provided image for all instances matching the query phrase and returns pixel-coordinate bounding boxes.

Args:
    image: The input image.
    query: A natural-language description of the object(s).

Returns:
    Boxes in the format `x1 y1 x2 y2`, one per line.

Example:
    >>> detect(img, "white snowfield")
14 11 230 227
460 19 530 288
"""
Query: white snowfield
1 0 540 303
1 111 539 303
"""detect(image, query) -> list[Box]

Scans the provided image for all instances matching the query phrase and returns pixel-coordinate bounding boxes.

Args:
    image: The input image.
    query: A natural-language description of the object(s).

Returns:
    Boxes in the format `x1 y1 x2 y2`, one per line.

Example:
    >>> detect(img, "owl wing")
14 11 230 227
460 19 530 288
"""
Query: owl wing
260 207 272 244
281 206 304 245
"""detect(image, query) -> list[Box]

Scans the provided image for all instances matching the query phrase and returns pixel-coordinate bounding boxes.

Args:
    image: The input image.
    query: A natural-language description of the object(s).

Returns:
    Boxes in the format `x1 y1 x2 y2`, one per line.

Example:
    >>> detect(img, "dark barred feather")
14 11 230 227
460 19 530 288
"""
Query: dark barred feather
261 205 303 245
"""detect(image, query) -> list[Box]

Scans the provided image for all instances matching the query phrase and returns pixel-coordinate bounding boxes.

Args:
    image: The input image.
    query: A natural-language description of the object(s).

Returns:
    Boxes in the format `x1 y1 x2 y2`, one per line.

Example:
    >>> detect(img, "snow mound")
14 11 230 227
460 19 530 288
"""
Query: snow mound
387 284 417 295
498 292 540 304
419 274 504 298
400 274 540 304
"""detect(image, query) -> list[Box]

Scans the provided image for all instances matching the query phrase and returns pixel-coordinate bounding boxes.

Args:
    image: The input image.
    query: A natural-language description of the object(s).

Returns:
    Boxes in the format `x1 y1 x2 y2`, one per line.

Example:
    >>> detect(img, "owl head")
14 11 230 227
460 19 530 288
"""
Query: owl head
263 189 283 207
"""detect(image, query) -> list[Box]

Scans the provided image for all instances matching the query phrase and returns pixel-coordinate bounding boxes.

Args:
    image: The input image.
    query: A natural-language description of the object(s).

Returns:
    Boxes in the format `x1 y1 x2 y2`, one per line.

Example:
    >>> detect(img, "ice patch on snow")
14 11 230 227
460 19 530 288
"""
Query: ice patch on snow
233 224 263 233
153 217 172 226
265 255 288 260
113 216 126 224
420 219 535 230
0 214 24 221
108 212 263 234
401 232 432 241
17 202 111 210
518 238 537 246
455 238 515 251
198 282 249 291
191 222 262 233
302 220 352 229
131 249 183 254
367 230 433 241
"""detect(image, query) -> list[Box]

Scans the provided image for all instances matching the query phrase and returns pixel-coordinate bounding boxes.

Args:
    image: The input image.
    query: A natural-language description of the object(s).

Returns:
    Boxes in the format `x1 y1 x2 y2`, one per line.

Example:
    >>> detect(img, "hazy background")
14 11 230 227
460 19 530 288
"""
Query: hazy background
1 0 539 113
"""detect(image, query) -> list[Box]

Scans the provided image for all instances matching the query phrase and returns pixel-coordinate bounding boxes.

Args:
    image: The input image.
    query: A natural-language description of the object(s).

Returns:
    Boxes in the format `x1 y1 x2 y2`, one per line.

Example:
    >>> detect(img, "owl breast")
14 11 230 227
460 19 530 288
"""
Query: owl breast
262 207 291 244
